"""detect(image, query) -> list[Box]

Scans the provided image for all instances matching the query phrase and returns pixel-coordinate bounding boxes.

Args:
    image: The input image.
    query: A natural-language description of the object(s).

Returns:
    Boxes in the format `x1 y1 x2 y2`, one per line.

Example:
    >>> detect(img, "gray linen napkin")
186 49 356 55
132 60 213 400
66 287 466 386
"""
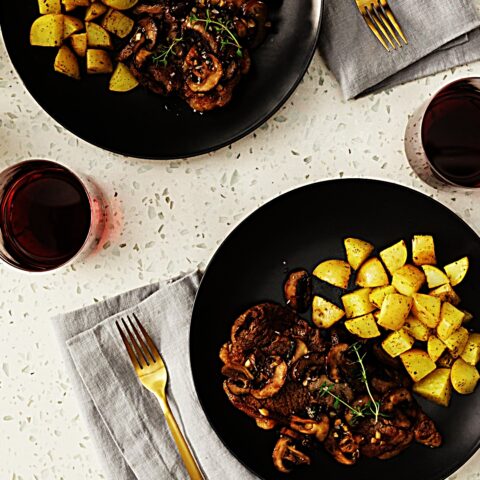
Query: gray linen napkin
319 0 480 99
52 271 255 480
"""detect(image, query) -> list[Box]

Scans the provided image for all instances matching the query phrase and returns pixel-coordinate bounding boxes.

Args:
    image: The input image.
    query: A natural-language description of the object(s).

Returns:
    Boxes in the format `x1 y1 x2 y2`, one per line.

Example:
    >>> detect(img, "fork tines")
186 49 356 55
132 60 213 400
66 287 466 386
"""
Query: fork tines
356 0 408 52
116 313 161 371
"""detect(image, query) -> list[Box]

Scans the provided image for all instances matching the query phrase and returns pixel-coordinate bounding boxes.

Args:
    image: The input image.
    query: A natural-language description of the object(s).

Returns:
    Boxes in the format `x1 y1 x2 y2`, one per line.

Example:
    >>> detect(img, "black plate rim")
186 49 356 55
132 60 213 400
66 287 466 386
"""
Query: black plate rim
189 178 480 480
0 1 324 160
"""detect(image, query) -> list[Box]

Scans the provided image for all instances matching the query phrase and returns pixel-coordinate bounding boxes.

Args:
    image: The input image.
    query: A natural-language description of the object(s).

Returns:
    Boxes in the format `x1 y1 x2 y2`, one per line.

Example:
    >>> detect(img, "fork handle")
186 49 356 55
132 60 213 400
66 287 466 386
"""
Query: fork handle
156 394 204 480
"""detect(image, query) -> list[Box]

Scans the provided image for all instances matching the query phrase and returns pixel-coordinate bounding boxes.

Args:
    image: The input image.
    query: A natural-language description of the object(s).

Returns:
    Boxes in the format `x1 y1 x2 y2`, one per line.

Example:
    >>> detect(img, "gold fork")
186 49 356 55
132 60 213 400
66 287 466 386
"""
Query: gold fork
355 0 408 51
116 313 204 480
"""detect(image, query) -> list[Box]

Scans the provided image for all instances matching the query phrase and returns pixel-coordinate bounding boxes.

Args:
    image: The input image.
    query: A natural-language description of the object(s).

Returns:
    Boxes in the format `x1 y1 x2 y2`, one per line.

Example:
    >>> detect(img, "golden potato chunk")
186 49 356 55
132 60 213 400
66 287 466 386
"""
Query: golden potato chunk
343 237 374 270
443 326 469 358
392 264 425 296
54 45 80 80
85 2 108 22
312 296 345 329
411 293 441 328
413 368 452 407
377 293 412 331
345 313 381 339
86 49 113 74
30 14 64 47
313 260 351 289
356 257 389 288
63 15 84 39
380 240 407 275
422 265 449 289
70 33 87 57
382 328 414 358
444 257 469 287
429 283 461 306
401 349 436 382
86 22 112 49
403 316 430 341
102 9 134 38
38 0 61 14
451 358 480 394
427 335 446 362
369 285 396 309
437 302 465 341
101 0 139 10
412 235 436 266
62 0 89 11
461 333 480 366
341 288 375 319
109 62 139 92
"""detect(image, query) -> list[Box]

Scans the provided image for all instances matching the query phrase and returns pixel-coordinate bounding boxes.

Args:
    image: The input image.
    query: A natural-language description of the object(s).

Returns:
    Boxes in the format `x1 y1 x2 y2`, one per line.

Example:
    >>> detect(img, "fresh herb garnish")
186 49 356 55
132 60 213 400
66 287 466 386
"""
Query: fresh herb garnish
190 8 243 57
152 36 184 66
319 382 366 420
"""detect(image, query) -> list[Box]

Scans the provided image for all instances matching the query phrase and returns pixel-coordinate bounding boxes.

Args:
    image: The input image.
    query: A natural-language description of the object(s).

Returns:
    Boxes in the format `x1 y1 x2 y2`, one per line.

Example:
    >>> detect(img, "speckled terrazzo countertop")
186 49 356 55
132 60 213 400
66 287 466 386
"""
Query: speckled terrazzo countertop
1 27 480 480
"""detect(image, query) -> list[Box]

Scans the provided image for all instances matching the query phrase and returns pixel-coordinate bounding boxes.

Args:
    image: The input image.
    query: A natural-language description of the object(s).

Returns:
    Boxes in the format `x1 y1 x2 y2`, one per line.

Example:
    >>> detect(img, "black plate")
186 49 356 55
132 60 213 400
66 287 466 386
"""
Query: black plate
190 179 480 480
0 1 322 159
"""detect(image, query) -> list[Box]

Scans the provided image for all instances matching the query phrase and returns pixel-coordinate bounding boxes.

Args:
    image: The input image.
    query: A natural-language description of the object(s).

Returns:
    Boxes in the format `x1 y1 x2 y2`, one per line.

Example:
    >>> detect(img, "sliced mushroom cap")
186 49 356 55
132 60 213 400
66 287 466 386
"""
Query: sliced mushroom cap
221 362 254 381
223 380 260 419
284 269 312 312
327 343 349 382
272 437 311 474
324 429 360 465
134 48 152 68
290 340 309 365
133 3 164 15
291 352 325 384
184 47 223 93
242 0 268 48
251 357 288 399
290 414 330 442
255 416 276 430
184 18 218 53
138 17 158 50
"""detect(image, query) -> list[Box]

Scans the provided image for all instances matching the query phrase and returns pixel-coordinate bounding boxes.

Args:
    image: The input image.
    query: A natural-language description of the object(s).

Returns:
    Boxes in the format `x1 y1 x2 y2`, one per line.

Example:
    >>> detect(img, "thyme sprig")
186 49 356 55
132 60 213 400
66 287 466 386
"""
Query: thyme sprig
350 343 383 424
152 37 184 66
319 382 366 420
190 8 243 57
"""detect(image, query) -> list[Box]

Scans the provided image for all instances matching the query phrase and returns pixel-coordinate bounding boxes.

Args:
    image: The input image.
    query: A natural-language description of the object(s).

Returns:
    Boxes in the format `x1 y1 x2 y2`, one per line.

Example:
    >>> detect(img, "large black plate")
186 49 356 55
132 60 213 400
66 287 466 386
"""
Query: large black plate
0 0 322 159
190 179 480 480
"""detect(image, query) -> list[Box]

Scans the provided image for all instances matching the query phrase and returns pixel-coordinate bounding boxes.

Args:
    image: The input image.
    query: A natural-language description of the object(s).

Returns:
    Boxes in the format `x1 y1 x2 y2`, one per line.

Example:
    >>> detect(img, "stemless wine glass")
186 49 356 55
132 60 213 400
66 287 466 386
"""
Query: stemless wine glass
0 159 107 272
405 77 480 189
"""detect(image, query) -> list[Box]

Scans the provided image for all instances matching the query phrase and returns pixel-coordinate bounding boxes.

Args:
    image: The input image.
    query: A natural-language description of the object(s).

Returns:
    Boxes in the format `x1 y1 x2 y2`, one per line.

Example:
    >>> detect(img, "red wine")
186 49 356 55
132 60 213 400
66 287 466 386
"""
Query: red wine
0 161 91 271
422 79 480 188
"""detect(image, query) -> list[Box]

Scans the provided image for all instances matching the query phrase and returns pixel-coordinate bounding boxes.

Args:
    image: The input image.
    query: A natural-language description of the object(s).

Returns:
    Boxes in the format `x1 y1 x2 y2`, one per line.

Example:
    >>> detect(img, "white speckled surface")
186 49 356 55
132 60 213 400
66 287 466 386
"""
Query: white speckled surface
1 24 480 480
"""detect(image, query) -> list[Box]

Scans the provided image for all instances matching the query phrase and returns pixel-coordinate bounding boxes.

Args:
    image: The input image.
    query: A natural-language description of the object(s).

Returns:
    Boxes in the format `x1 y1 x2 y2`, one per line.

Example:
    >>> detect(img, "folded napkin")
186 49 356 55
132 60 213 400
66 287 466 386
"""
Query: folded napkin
319 0 480 99
52 271 255 480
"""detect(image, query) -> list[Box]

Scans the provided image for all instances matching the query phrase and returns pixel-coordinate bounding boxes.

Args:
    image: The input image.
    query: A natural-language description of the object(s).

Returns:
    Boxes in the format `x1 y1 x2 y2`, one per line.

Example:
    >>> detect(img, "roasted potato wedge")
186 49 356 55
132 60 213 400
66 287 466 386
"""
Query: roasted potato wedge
101 0 139 10
427 335 446 362
109 62 139 92
62 0 89 11
451 358 480 394
461 333 480 366
30 14 64 47
443 326 469 358
341 288 375 319
403 316 430 342
400 349 436 382
356 257 389 288
369 285 396 309
413 368 452 407
345 313 381 339
63 15 84 38
54 45 80 79
392 264 425 297
436 302 465 341
422 265 449 289
411 293 441 328
313 259 351 289
382 328 414 358
85 2 108 21
344 237 374 270
312 296 345 329
412 235 436 266
444 257 469 287
377 293 412 331
86 49 113 74
38 0 61 14
429 283 461 306
70 33 87 57
102 9 134 38
380 240 407 275
86 21 112 49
